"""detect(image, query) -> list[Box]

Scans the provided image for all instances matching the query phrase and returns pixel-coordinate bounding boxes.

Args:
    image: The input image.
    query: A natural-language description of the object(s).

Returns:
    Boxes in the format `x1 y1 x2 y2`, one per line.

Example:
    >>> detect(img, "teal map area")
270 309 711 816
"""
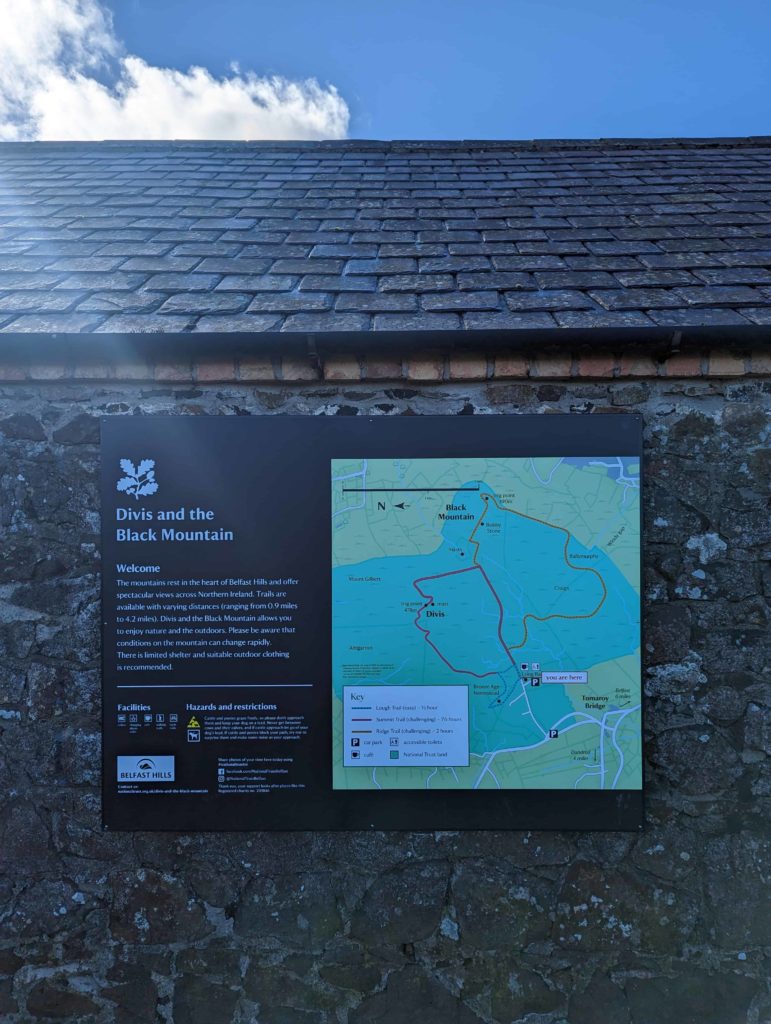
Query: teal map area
331 457 641 791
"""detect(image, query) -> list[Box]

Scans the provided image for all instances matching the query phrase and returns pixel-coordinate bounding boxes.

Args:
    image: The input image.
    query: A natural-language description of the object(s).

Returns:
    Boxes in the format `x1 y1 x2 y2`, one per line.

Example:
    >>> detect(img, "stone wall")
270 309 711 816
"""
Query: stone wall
0 374 769 1024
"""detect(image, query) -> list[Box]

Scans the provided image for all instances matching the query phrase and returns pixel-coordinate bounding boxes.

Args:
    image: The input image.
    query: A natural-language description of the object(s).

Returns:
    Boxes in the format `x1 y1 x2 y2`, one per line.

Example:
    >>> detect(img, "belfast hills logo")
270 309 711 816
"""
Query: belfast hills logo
116 458 158 499
116 755 174 782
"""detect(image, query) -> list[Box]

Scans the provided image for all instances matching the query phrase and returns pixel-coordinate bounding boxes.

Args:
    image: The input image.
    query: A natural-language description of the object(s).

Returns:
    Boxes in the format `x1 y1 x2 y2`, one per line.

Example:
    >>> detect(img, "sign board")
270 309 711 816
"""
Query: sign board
101 415 643 830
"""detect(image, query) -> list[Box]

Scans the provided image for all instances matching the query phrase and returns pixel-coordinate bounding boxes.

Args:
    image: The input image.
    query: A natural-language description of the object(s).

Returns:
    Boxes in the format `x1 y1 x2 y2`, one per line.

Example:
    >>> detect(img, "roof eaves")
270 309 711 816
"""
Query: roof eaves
0 323 768 363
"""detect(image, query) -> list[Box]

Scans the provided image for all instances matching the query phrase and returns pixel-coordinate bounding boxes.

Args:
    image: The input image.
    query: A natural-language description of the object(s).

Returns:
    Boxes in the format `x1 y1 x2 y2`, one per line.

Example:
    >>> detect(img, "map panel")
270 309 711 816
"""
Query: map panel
332 457 641 792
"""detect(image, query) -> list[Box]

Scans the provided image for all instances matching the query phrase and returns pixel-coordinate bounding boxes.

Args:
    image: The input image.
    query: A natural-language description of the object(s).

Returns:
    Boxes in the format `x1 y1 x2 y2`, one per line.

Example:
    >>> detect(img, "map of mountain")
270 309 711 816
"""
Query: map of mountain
331 456 641 792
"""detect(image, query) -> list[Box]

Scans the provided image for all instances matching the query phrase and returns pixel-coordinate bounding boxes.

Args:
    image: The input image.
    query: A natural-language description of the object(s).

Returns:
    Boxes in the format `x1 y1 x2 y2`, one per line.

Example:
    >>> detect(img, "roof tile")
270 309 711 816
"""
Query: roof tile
372 312 460 330
336 292 417 311
0 138 769 334
216 274 298 292
158 292 252 314
281 312 370 332
346 258 417 274
380 274 454 293
691 267 771 285
462 311 556 329
613 269 698 286
0 291 83 313
0 312 104 332
193 313 281 332
247 293 332 313
422 291 500 311
458 272 534 290
670 285 761 306
76 291 164 313
533 271 616 288
553 309 654 327
93 313 195 332
505 289 595 311
646 308 751 326
742 307 771 324
589 288 683 310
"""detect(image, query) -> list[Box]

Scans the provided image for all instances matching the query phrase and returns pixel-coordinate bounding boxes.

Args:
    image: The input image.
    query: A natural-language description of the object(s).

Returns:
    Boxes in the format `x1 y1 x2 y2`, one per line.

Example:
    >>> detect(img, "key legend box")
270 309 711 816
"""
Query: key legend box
343 685 469 767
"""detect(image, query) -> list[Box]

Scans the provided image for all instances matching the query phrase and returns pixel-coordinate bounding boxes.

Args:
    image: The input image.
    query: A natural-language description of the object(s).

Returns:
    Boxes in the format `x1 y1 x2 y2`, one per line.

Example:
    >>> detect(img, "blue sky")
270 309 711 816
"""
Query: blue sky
1 0 768 141
110 0 769 139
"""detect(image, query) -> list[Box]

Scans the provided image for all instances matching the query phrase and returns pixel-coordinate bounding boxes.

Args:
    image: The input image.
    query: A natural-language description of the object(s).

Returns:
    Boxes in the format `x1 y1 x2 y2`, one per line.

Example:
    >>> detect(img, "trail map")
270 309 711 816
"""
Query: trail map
332 457 641 792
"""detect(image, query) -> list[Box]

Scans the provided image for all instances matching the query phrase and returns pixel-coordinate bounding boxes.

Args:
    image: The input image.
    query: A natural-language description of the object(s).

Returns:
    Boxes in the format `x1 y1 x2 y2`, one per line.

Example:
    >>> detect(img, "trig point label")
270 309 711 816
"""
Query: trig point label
343 685 469 767
541 671 588 684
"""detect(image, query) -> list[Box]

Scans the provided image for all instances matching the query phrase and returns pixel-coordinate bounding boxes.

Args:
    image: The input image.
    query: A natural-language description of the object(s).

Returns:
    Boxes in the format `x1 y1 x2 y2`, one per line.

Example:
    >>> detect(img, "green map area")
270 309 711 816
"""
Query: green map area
331 457 641 791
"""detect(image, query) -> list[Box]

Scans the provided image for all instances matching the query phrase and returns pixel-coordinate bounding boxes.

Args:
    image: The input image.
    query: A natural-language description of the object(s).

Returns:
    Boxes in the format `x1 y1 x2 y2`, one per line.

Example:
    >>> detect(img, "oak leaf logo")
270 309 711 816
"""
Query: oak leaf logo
117 459 158 499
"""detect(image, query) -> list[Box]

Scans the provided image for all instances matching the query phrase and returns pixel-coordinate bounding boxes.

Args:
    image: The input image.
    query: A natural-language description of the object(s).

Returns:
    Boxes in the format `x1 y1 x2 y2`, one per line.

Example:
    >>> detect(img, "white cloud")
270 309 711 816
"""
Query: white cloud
0 0 349 141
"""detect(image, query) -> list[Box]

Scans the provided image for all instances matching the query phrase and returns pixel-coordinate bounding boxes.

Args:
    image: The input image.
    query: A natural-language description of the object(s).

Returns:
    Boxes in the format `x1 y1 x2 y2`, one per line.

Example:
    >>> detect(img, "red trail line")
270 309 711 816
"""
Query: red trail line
413 565 517 679
411 491 607 676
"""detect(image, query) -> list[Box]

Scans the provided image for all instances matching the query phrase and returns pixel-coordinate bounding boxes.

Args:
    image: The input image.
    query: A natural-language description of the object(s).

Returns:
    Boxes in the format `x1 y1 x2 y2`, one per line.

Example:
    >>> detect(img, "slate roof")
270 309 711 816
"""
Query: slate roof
1 138 771 339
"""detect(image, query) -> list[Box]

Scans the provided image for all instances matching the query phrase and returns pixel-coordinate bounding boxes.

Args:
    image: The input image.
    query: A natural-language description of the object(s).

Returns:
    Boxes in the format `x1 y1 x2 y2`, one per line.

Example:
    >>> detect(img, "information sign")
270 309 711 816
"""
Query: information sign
101 415 643 830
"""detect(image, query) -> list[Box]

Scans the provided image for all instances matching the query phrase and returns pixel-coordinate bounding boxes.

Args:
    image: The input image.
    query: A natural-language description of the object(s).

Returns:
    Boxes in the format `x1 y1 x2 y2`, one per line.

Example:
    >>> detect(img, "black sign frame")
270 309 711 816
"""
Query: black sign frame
101 414 644 831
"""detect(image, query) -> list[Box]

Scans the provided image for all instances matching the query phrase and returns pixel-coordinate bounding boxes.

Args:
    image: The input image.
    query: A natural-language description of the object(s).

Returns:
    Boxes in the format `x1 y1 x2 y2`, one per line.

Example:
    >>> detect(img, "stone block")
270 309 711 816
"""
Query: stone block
406 353 444 380
0 362 26 380
750 348 771 374
173 975 239 1024
493 352 528 377
531 353 573 377
448 354 488 380
113 361 154 380
364 356 403 380
577 353 616 377
664 352 703 376
195 359 237 382
619 353 658 376
28 364 70 380
708 350 747 376
624 970 760 1024
26 975 99 1019
238 357 276 381
323 355 361 381
71 363 115 380
154 362 194 382
281 356 321 381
